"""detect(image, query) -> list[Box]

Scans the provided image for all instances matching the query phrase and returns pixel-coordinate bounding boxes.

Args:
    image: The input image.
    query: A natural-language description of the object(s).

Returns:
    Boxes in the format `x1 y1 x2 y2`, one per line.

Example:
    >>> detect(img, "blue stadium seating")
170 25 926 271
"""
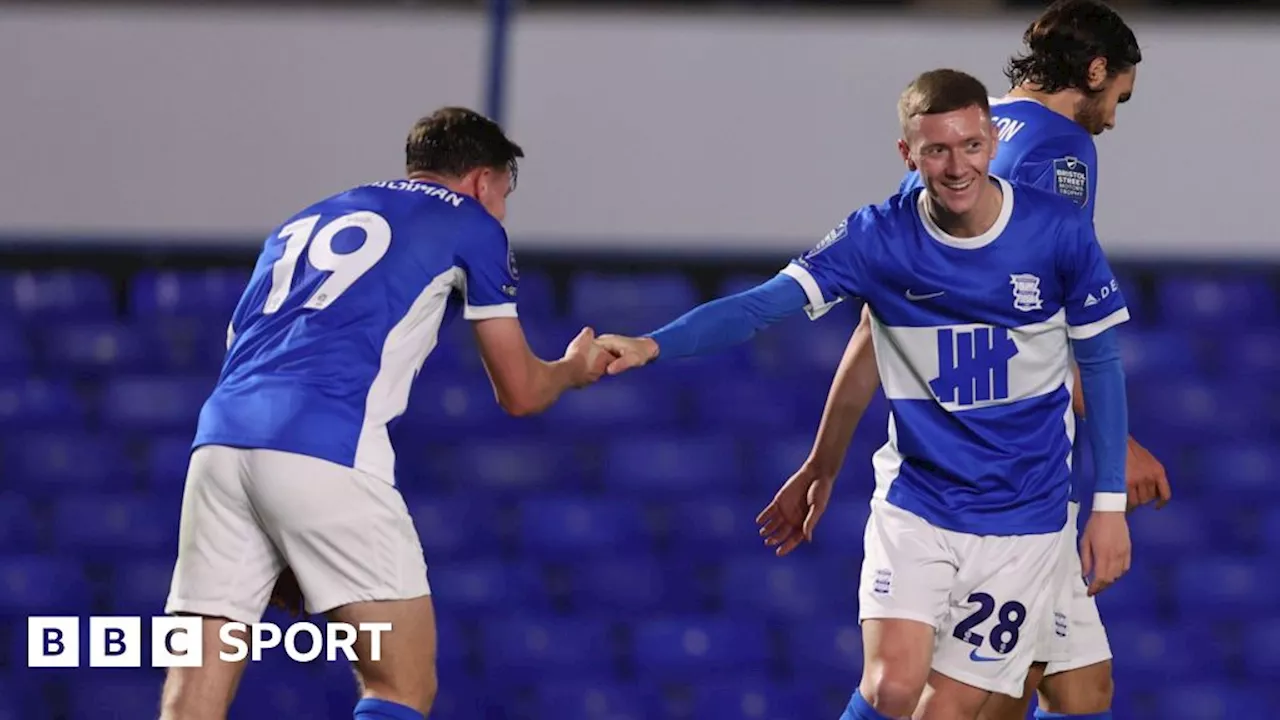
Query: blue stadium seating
5 265 1276 719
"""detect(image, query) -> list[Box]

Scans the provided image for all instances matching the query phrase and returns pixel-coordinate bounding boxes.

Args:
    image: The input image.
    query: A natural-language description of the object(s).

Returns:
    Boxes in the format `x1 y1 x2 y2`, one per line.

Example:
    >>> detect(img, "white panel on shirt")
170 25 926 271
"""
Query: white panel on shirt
869 309 1072 412
354 267 463 485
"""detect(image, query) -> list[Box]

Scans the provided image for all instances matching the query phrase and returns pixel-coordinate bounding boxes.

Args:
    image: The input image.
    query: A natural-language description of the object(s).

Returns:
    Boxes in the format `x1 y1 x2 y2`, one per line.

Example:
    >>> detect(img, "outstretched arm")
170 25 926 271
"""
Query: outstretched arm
596 274 810 373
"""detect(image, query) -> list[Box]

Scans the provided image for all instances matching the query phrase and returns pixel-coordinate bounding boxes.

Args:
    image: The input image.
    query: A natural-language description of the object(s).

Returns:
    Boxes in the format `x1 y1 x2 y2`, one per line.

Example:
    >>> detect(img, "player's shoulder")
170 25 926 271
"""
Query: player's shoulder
855 189 921 232
1008 179 1089 229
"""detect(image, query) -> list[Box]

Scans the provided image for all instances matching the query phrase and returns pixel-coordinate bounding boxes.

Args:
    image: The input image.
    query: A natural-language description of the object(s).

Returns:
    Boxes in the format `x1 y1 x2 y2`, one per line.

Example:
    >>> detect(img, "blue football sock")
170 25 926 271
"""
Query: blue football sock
841 690 897 720
1034 711 1111 719
354 697 424 720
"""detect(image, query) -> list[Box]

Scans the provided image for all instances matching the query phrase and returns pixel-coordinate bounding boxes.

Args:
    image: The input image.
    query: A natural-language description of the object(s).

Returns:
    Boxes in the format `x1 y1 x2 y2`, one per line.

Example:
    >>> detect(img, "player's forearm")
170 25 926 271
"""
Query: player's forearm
645 275 807 361
806 310 881 476
1073 329 1128 511
511 357 578 416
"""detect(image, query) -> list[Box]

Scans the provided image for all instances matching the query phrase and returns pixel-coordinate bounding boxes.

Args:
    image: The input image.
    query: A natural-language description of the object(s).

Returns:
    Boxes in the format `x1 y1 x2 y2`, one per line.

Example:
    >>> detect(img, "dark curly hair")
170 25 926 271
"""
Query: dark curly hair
1004 0 1141 94
405 107 523 188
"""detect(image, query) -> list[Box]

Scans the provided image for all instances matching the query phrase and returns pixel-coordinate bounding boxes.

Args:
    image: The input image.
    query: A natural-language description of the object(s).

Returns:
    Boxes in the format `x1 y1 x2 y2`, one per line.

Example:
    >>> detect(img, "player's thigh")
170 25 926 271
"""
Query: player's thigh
859 617 937 711
931 528 1065 701
327 595 438 712
858 500 955 705
242 449 431 616
1038 660 1113 715
165 445 285 625
974 663 1044 720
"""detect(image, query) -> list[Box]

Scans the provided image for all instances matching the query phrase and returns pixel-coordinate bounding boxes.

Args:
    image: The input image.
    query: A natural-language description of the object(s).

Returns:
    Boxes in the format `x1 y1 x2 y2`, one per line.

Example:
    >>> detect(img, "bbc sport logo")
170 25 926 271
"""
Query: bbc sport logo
27 616 391 668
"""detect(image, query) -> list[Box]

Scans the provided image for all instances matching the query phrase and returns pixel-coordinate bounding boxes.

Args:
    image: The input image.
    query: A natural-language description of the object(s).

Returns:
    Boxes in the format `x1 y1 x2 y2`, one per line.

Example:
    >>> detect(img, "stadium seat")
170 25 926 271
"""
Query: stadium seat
143 318 233 373
568 555 704 615
603 435 744 496
143 434 194 493
480 617 616 681
50 494 180 557
1154 683 1269 720
99 375 212 433
1173 557 1280 617
517 496 651 556
1197 442 1280 499
0 271 115 320
1128 503 1210 554
691 681 823 720
568 272 699 335
0 323 31 377
536 682 650 720
631 618 771 679
402 495 504 558
0 494 39 551
1117 327 1202 380
4 433 127 496
65 670 167 720
0 377 85 432
449 439 584 494
105 557 174 616
721 555 858 617
1155 273 1276 328
427 560 549 615
1241 617 1280 681
689 376 807 432
37 322 152 375
783 618 863 684
0 556 93 615
1105 619 1218 684
541 373 685 432
665 498 766 556
129 269 250 319
399 377 537 439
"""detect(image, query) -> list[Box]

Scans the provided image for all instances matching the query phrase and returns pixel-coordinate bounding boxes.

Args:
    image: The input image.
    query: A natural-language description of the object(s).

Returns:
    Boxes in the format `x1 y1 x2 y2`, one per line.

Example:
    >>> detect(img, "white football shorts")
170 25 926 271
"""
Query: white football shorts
1039 500 1113 674
858 498 1068 698
165 445 431 624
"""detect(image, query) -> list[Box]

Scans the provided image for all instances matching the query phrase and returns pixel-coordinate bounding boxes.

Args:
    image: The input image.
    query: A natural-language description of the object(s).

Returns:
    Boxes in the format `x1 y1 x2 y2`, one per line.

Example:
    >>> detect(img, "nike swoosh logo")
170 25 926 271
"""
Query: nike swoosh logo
969 648 1002 662
905 289 945 301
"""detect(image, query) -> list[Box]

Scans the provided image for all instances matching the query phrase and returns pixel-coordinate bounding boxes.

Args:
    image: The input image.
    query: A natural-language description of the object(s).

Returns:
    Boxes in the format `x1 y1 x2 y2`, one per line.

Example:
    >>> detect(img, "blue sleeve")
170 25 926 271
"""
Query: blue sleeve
456 214 518 320
777 209 873 321
1057 214 1129 340
1014 132 1098 223
646 275 809 361
1072 327 1128 509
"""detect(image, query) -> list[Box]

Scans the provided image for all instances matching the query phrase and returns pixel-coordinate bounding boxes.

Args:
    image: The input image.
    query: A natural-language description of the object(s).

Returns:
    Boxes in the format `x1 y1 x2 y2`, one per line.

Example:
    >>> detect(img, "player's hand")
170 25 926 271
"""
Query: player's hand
269 567 305 618
595 334 659 376
562 327 613 387
1079 511 1131 597
1125 436 1170 511
756 463 835 557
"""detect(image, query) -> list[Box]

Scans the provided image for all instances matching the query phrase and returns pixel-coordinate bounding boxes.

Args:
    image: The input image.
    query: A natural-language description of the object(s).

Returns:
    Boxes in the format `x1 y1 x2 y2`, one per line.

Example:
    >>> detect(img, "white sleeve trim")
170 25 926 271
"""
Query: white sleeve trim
1068 307 1130 340
1092 492 1127 512
464 302 517 320
779 264 843 320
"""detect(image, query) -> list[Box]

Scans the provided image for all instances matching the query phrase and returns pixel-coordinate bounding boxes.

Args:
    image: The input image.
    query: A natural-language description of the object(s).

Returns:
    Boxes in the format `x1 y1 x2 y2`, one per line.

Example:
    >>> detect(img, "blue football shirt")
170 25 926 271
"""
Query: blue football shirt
193 179 518 485
780 177 1128 535
899 96 1102 505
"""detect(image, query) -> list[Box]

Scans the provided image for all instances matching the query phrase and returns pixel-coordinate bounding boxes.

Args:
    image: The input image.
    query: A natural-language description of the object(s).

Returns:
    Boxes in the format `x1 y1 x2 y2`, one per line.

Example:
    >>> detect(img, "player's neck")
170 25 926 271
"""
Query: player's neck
927 178 1003 238
1007 85 1082 126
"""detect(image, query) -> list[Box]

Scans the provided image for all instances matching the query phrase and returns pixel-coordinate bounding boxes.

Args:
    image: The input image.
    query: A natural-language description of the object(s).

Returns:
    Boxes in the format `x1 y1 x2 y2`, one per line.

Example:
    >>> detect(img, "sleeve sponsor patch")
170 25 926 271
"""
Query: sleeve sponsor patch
1052 156 1089 207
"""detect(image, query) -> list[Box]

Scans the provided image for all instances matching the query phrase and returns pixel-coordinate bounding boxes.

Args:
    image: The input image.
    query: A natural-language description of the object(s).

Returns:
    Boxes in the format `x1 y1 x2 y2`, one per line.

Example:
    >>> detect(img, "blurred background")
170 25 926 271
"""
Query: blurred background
1 0 1277 718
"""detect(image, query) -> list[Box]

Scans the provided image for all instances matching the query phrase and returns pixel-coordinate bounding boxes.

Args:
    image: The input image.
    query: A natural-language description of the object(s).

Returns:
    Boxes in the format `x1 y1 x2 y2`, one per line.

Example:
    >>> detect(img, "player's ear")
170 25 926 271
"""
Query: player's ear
897 139 915 170
1086 57 1109 92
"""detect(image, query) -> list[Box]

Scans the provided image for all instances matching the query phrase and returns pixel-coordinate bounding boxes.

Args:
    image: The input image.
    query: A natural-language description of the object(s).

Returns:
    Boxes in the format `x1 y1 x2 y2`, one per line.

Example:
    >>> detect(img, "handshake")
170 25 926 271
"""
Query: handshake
561 328 660 387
